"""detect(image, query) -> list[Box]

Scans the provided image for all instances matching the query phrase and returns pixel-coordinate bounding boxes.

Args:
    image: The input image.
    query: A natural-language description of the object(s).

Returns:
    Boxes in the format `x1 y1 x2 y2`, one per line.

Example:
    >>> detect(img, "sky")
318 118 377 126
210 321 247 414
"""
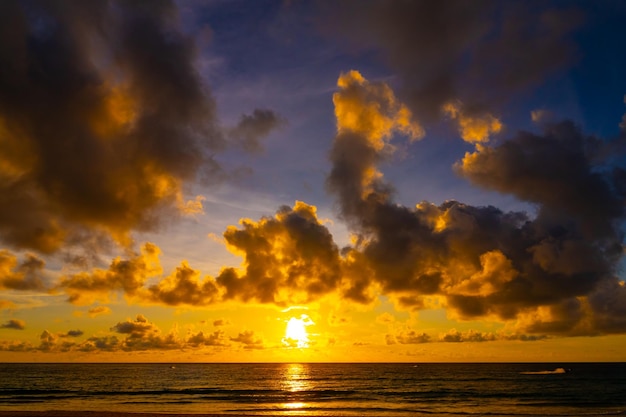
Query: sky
1 0 626 363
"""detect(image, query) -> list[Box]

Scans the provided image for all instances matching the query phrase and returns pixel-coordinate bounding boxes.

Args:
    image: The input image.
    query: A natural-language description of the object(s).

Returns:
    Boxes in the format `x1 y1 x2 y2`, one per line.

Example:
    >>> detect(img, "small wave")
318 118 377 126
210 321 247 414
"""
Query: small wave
520 367 569 375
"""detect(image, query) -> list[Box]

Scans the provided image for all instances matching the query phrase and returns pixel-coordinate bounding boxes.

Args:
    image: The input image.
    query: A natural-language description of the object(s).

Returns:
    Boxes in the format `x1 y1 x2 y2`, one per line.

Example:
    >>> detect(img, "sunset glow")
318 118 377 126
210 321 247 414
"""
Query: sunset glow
284 317 312 348
1 0 626 364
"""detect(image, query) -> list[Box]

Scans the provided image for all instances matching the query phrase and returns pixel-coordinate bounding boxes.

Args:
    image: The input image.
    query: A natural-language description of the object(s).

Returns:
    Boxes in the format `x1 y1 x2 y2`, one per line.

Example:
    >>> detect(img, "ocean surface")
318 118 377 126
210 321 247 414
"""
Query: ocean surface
0 362 624 416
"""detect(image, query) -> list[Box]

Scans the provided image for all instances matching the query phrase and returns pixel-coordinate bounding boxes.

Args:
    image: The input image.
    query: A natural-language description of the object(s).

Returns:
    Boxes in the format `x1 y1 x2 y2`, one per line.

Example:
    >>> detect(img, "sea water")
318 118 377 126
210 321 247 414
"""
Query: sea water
0 362 624 416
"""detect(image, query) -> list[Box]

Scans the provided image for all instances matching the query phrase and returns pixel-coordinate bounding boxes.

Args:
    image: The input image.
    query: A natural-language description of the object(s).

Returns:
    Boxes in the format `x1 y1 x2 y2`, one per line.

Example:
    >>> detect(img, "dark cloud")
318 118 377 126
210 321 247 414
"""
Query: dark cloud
111 314 153 335
16 68 623 340
0 0 222 253
457 121 624 239
60 201 348 308
49 202 367 307
59 243 161 305
228 109 285 153
0 250 47 291
39 330 75 352
0 319 25 330
111 314 182 351
48 70 622 339
326 71 626 336
230 330 264 349
587 280 626 335
78 336 120 352
216 201 344 305
0 0 620 348
319 0 582 121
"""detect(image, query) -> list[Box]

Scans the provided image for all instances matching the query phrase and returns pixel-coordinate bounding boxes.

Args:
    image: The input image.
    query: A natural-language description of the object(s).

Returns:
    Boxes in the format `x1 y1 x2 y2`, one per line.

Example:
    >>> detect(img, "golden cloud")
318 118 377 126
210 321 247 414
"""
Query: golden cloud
216 201 343 306
443 101 502 144
59 243 161 305
334 70 424 150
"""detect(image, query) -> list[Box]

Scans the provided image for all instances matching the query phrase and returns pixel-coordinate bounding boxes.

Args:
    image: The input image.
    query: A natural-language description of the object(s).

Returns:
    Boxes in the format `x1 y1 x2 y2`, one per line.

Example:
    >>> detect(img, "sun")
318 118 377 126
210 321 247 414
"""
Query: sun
283 315 312 348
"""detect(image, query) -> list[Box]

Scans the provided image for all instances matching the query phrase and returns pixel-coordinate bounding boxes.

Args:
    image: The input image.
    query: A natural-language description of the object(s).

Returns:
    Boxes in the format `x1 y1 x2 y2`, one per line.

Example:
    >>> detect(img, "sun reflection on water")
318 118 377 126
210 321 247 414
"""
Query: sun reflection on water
283 402 306 410
280 363 311 412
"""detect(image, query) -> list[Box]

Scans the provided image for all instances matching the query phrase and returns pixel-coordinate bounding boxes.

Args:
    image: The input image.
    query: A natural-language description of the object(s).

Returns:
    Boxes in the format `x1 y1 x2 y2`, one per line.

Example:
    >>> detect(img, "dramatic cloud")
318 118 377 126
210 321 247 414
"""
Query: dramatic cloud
328 70 423 224
458 121 624 239
333 71 424 147
215 201 344 305
325 71 626 336
321 0 582 121
0 0 222 253
0 0 623 355
5 66 621 342
45 199 368 308
53 69 620 340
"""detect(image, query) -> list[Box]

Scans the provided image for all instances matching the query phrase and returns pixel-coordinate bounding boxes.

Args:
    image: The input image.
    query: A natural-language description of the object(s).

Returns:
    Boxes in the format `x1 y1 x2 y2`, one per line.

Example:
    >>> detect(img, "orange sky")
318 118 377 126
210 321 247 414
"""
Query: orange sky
2 0 626 363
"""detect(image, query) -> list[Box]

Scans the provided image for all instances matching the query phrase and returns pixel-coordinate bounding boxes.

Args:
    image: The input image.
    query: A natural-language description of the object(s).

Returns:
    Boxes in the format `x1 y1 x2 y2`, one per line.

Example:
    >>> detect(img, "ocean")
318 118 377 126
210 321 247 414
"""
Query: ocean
0 362 624 416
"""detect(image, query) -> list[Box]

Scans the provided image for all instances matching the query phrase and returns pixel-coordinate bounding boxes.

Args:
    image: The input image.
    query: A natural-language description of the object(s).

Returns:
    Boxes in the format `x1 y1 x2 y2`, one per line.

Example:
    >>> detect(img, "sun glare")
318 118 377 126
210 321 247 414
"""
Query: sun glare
283 315 312 348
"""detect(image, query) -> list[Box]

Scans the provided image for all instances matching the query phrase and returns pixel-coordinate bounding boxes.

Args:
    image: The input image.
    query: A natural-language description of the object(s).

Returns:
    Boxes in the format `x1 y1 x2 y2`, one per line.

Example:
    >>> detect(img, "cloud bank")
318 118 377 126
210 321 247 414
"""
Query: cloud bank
325 71 626 336
12 70 619 341
1 1 626 356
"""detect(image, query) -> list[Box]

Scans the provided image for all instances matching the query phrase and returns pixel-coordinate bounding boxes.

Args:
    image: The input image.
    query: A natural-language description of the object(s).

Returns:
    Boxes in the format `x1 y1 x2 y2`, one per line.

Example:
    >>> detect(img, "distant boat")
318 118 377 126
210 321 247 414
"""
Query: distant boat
520 367 570 375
